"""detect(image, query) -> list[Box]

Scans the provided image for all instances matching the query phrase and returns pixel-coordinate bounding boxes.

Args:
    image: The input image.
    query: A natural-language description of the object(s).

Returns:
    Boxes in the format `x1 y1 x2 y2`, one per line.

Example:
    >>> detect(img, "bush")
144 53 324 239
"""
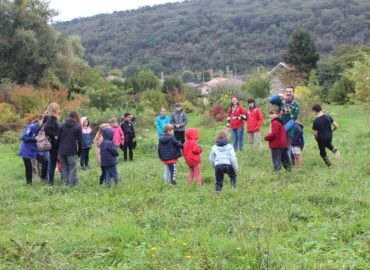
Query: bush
0 103 19 123
0 130 22 144
181 100 195 113
209 104 227 121
140 89 167 113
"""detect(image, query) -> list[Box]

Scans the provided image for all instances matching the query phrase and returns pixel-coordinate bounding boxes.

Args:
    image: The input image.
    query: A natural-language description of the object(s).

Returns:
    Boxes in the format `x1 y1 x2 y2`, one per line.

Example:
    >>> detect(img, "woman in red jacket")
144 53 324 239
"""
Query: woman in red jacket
227 97 246 152
246 98 264 152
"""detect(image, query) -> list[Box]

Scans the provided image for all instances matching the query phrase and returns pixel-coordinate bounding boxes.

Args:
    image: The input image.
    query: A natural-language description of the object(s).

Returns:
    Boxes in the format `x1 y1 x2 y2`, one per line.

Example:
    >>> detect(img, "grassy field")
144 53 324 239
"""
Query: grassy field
0 105 369 269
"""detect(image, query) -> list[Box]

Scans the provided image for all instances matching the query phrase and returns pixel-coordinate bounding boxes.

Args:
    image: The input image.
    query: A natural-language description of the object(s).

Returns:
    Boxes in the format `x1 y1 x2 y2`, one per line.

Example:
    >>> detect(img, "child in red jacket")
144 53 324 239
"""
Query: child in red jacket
264 108 290 172
183 128 202 186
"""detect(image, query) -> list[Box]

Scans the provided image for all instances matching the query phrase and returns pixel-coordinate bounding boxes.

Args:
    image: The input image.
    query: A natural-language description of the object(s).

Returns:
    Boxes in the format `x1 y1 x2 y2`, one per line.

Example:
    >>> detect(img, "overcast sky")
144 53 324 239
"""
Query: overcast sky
50 0 184 22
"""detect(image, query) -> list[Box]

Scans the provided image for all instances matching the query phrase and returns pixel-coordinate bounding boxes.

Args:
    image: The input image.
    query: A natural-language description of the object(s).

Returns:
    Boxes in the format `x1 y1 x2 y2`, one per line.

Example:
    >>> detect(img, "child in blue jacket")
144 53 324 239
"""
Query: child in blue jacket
100 128 120 188
158 124 183 185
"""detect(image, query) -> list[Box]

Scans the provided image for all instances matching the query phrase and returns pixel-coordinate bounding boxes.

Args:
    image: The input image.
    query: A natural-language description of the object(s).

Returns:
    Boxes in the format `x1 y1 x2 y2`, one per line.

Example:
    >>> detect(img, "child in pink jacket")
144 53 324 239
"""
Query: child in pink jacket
110 118 125 147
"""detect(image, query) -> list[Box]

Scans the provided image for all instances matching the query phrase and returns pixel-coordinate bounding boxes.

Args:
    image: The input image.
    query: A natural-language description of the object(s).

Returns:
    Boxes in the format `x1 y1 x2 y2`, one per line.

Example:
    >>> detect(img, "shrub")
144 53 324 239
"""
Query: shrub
140 89 167 113
181 100 195 113
209 104 227 121
0 130 22 144
0 103 19 123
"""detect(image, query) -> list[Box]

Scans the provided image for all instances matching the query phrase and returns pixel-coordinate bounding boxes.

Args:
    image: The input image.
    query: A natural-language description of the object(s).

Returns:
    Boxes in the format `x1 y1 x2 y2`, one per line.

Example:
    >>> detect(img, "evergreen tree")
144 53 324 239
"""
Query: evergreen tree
282 28 320 78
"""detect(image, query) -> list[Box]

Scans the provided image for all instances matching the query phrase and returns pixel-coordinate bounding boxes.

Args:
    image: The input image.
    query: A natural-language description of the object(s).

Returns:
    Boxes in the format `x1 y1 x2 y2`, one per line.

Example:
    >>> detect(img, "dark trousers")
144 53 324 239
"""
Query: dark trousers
271 148 286 172
80 147 91 167
48 146 58 184
174 131 185 144
215 164 236 191
22 155 48 184
121 141 134 161
317 138 335 166
99 166 106 184
166 163 177 185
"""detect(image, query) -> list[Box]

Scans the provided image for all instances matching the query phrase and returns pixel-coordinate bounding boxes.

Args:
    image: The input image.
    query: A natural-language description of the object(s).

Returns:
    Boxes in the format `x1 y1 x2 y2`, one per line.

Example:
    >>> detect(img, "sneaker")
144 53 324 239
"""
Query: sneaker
332 148 341 158
85 165 90 169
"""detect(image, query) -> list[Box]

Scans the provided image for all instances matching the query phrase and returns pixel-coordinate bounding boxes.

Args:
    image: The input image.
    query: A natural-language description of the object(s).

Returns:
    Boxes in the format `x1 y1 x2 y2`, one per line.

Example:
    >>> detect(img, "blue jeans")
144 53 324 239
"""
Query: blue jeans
230 127 244 151
105 165 119 187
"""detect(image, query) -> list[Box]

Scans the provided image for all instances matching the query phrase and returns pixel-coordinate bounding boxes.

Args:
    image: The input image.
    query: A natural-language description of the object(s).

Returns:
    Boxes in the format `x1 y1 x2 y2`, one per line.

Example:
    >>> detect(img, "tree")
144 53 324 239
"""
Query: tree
124 70 160 93
162 75 184 93
242 76 270 98
282 28 320 79
343 53 370 104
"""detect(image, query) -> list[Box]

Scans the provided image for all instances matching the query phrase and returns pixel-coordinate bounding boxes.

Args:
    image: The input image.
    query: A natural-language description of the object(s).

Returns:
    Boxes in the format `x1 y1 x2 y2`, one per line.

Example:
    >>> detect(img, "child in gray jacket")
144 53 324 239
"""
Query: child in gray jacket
209 130 239 191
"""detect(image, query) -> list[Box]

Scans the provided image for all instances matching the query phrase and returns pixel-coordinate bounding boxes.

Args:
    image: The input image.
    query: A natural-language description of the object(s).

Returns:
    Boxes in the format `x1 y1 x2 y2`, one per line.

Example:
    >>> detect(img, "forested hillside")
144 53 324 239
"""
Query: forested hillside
56 0 369 74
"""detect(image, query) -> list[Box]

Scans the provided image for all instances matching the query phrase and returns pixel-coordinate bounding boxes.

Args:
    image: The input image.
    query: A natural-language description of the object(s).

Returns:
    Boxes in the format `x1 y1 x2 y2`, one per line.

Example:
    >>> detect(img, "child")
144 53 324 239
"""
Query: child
158 124 183 185
100 127 120 188
183 128 202 186
264 108 289 172
291 122 304 166
209 130 239 191
312 103 340 167
120 113 136 161
170 102 188 143
110 117 125 148
246 98 264 152
94 123 110 184
80 117 93 169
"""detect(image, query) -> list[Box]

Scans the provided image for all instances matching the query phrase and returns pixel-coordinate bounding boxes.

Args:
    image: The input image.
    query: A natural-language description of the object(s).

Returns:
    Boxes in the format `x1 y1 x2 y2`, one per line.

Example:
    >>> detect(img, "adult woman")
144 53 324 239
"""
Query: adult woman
58 111 83 186
44 102 61 185
227 97 246 152
19 116 48 184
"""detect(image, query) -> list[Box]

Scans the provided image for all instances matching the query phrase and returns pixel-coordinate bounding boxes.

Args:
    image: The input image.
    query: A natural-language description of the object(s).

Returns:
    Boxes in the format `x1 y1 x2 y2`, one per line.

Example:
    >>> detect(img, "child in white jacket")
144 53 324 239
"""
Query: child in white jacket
209 130 239 191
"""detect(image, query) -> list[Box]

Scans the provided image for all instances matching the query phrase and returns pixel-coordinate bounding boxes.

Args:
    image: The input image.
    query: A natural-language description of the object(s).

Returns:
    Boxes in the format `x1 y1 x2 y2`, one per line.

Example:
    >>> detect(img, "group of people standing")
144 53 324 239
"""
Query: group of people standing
156 87 340 191
19 87 340 191
19 103 136 187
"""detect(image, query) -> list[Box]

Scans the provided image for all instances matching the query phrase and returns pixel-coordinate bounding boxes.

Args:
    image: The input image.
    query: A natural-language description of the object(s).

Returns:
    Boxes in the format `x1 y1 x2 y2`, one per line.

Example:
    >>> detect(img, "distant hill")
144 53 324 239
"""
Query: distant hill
55 0 370 75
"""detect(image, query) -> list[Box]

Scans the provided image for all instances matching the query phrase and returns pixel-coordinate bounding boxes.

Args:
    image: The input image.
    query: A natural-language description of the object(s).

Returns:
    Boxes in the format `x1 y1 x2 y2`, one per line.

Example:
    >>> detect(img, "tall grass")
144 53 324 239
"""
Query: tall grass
0 105 369 269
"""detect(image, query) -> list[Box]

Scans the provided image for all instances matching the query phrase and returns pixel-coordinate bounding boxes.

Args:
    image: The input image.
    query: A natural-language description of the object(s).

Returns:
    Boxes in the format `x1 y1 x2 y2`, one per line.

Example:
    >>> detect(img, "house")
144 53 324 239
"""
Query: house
199 77 243 95
268 62 293 94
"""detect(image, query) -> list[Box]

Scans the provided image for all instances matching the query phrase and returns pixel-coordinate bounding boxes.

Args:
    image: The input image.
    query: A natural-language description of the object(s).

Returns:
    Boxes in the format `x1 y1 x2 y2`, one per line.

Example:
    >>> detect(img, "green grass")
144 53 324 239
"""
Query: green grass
0 105 369 269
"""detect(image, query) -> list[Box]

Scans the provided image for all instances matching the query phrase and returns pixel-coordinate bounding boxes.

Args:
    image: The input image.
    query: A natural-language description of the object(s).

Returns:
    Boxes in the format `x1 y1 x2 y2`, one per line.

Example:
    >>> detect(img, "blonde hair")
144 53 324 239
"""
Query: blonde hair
110 117 117 124
94 123 110 144
164 124 174 134
46 102 60 119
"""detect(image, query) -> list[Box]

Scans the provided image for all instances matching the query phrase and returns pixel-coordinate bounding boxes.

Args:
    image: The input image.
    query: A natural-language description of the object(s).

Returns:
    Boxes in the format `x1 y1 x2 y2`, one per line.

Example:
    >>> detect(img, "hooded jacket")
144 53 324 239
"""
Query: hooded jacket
209 138 239 170
19 122 40 159
246 106 264 132
111 125 125 146
264 117 287 149
100 128 119 166
183 128 202 167
156 115 170 136
158 134 183 161
58 117 83 156
171 108 188 131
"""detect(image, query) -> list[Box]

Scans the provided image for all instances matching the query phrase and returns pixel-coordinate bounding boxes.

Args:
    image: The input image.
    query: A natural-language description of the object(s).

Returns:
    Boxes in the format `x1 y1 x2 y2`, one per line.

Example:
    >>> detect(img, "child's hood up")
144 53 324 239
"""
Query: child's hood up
102 128 114 141
185 128 199 140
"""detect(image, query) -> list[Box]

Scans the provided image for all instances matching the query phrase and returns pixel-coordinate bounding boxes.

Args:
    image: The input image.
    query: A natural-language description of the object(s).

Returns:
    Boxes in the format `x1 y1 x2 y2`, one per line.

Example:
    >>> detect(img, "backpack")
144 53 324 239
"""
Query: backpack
35 126 52 152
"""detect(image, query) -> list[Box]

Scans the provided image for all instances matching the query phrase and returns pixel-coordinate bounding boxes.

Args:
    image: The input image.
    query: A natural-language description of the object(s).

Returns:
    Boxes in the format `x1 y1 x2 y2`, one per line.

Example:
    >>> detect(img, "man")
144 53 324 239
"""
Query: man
246 98 264 152
269 86 300 168
312 104 340 166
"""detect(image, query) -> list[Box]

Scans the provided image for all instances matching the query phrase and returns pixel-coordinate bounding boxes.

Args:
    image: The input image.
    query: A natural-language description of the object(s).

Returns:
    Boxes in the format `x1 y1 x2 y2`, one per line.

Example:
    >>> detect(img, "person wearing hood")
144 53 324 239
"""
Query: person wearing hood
209 130 239 191
264 108 289 172
80 116 93 170
100 127 120 188
171 102 187 143
58 111 83 186
183 128 203 186
158 124 183 185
